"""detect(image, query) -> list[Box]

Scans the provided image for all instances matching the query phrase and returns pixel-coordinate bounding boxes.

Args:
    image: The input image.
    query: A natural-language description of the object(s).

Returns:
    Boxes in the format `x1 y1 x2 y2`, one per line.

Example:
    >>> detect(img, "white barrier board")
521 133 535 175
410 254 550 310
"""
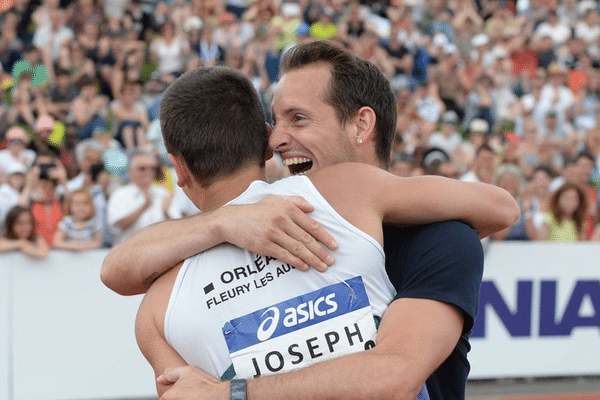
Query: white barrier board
6 251 155 400
0 262 10 400
469 242 600 379
2 243 599 397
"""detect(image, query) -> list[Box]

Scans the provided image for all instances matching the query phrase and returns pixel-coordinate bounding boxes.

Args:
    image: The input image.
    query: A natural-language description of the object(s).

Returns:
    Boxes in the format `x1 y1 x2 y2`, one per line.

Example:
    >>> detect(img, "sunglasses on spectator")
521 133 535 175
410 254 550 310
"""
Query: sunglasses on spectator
8 139 25 145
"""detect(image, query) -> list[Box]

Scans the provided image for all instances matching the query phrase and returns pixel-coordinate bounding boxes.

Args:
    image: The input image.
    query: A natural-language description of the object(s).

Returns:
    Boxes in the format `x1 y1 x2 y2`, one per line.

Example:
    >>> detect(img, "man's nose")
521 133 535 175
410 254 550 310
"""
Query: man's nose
269 124 290 151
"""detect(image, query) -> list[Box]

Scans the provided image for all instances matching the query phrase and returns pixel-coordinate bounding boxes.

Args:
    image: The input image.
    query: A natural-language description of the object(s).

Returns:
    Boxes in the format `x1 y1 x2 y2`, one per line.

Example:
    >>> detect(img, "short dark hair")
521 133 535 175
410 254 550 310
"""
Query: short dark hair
280 40 397 169
160 67 268 186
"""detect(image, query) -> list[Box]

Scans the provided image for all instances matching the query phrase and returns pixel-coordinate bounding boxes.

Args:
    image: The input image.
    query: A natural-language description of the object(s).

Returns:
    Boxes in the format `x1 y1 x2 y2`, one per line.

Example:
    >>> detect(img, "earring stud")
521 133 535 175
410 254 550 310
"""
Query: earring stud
357 138 363 144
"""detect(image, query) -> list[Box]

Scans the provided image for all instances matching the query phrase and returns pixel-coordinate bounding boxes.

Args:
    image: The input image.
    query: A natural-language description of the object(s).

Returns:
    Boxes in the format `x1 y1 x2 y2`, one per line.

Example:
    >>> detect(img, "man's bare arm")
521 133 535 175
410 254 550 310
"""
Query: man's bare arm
157 298 463 400
101 196 338 296
313 163 520 240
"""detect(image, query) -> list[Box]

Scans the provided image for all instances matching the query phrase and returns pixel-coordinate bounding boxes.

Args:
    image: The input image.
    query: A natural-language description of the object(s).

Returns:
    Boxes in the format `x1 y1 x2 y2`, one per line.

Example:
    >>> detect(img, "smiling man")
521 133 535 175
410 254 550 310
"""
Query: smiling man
102 41 514 400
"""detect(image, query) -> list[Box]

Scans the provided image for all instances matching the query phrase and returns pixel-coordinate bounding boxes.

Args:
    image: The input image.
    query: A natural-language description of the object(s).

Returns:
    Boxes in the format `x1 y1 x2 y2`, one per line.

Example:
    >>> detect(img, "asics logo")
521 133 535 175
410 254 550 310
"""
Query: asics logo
256 293 338 341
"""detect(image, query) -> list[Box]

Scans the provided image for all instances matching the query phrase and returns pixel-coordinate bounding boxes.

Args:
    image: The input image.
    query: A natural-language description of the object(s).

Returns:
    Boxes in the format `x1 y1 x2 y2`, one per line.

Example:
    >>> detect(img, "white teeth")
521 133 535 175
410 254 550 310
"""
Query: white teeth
283 157 311 166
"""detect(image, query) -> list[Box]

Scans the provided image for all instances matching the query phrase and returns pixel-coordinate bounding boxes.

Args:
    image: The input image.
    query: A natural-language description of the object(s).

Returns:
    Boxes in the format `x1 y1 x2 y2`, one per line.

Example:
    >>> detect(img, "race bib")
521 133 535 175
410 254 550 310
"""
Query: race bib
222 276 377 378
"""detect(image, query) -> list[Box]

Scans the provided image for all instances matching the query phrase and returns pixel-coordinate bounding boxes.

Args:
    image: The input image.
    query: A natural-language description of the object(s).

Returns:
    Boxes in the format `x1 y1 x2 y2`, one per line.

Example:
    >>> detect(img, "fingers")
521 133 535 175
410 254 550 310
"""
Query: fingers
280 195 315 213
263 206 338 272
157 367 183 385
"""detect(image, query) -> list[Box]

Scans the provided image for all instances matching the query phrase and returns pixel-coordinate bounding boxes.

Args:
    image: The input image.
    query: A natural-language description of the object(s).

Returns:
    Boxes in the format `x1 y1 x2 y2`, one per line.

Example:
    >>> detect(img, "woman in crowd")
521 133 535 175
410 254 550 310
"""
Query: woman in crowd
536 182 589 242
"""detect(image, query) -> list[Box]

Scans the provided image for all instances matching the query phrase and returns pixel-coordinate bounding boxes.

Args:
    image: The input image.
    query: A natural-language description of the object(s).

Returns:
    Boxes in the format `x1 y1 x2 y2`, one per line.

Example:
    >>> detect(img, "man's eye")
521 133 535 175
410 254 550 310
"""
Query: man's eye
293 115 305 122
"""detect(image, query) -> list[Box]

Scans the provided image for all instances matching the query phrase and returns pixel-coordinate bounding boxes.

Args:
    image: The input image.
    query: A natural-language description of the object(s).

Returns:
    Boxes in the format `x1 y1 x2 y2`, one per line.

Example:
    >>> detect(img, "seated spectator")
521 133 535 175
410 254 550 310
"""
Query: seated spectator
109 80 149 151
55 41 96 87
309 7 338 41
70 75 108 141
490 164 535 241
0 164 34 227
463 74 496 134
46 68 80 121
149 20 190 80
0 126 36 175
526 164 554 232
534 10 571 47
535 182 589 241
53 188 102 250
27 115 62 157
461 142 498 184
429 110 465 159
107 149 180 245
29 152 69 246
0 205 49 259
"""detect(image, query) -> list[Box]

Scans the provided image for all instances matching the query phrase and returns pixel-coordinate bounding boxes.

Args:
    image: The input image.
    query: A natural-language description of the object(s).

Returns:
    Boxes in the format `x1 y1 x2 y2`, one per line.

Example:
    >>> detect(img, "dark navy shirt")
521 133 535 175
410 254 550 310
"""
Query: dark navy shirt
383 221 484 400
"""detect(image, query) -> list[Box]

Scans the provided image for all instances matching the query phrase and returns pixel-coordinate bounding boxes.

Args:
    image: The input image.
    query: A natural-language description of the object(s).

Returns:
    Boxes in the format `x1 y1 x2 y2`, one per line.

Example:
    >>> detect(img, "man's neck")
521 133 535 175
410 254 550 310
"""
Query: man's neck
193 165 266 212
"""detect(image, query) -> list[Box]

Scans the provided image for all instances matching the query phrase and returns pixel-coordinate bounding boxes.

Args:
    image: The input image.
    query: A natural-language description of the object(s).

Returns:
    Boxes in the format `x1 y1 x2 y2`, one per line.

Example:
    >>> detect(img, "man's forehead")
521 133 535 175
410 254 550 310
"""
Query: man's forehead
272 67 329 109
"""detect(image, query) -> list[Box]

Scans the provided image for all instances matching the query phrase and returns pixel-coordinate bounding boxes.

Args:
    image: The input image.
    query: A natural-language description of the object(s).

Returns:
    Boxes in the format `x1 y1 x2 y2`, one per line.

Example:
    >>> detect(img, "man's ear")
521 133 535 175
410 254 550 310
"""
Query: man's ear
264 122 274 161
168 154 192 188
353 106 377 145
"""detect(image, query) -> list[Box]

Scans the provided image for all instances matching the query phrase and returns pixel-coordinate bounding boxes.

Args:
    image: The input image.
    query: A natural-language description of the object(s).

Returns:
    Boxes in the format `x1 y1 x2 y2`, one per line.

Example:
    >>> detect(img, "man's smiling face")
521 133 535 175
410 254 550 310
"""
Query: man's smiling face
269 63 356 175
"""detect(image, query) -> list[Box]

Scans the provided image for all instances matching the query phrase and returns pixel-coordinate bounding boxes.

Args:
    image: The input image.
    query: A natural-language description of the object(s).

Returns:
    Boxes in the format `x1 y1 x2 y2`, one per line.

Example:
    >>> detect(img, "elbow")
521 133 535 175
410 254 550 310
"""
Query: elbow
100 252 130 296
506 196 521 228
496 191 520 231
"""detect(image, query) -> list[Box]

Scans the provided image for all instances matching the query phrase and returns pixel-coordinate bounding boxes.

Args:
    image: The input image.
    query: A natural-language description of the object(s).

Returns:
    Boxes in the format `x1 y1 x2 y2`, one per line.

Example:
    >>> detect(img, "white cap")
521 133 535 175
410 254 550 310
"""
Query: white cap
433 32 449 47
470 118 489 133
184 16 203 32
282 2 301 17
471 33 489 47
5 164 27 175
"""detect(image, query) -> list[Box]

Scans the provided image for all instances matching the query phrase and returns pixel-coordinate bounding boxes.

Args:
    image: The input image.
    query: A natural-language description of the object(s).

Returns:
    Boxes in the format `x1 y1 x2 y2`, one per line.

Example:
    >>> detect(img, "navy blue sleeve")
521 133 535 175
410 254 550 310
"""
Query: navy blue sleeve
383 220 484 333
383 220 484 400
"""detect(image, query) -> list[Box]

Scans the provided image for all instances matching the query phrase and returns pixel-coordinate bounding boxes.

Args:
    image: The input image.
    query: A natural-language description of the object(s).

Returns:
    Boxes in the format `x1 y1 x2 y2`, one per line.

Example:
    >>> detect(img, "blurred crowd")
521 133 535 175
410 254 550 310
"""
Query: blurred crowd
1 0 600 258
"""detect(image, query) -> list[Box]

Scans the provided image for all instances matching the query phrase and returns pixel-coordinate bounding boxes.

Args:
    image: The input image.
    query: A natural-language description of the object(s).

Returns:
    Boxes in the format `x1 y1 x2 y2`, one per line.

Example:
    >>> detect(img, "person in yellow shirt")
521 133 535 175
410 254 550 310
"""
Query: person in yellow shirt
537 182 589 242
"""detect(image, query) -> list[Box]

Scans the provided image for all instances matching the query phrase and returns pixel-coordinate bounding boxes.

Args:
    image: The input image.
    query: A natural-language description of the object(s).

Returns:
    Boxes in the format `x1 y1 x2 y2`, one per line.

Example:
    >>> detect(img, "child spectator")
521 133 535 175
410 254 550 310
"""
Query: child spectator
53 188 101 250
0 205 49 258
29 153 68 246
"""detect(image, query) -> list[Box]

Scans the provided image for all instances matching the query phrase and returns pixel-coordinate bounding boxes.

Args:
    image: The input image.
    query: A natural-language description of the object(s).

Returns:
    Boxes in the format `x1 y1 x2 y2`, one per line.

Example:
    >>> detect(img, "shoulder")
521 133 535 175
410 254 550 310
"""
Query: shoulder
309 162 387 189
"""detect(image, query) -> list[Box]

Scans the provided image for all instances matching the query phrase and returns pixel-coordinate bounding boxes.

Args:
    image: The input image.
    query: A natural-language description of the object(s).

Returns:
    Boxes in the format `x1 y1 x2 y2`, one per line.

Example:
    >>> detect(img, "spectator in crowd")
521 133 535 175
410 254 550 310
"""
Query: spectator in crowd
56 40 96 88
491 163 536 241
0 164 33 227
428 110 465 162
53 188 102 250
32 7 74 62
536 181 589 242
0 205 49 258
526 164 555 233
29 152 68 246
27 115 61 157
149 20 190 80
461 143 498 184
106 149 178 245
574 151 598 238
0 126 35 175
109 80 149 151
46 68 80 121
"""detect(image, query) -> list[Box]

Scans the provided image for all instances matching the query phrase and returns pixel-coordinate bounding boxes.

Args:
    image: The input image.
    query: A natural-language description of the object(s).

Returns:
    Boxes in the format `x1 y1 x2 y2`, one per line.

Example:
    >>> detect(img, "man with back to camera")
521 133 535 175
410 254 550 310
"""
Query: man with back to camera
102 41 518 399
136 65 517 399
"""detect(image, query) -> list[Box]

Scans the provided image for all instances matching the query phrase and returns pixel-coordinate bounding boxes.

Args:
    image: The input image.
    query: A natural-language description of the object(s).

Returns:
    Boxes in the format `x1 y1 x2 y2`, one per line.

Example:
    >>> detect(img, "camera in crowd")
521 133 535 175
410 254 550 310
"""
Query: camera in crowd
38 163 56 180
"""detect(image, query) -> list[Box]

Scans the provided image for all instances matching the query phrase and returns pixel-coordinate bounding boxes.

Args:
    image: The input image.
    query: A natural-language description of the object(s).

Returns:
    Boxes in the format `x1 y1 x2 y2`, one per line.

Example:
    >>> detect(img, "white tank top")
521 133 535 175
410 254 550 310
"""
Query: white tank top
164 176 395 380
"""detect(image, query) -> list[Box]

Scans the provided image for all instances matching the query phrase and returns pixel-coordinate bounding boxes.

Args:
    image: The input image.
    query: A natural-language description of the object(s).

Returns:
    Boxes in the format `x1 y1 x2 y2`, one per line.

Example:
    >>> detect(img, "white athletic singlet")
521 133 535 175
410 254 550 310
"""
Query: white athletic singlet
164 175 396 380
